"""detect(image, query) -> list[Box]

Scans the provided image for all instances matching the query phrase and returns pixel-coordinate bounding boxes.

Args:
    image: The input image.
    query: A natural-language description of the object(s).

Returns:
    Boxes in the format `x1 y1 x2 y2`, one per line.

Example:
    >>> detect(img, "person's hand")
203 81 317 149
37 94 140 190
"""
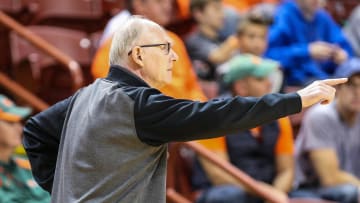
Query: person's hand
297 78 348 108
333 48 348 64
309 41 335 60
257 182 289 203
225 35 240 50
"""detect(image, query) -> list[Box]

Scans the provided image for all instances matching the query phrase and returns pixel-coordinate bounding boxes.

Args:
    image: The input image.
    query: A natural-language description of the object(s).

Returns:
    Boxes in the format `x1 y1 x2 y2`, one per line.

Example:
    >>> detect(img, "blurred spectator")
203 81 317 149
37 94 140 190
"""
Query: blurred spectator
193 54 294 203
174 0 241 41
0 95 50 203
343 5 360 57
236 13 273 57
266 0 353 86
292 58 360 203
92 0 207 101
186 0 241 98
218 13 283 93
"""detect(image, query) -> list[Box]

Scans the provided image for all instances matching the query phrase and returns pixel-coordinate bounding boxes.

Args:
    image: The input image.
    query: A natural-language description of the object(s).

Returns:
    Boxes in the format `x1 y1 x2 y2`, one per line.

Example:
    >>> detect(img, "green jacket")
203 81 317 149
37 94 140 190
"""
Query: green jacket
0 156 50 203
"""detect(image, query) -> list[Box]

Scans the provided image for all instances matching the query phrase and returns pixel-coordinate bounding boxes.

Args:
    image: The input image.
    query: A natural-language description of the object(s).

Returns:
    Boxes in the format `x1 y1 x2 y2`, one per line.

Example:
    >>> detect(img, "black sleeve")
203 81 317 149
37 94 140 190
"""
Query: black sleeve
22 97 71 192
130 88 302 146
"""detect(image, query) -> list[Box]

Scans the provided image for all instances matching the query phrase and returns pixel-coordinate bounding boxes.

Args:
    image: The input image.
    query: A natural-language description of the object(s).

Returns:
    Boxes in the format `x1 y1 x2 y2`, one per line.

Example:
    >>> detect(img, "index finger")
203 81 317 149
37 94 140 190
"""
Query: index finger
321 78 348 86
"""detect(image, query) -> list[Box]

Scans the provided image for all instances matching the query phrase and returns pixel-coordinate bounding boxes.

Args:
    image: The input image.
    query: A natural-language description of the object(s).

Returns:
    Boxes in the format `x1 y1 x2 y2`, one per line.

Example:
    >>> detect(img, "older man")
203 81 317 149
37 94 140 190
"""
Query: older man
92 0 207 101
23 16 346 203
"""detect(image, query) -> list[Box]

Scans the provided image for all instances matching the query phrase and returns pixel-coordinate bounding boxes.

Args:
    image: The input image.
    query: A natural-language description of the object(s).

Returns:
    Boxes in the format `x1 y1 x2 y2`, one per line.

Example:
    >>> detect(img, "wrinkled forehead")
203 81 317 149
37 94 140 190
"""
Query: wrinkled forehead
138 25 173 44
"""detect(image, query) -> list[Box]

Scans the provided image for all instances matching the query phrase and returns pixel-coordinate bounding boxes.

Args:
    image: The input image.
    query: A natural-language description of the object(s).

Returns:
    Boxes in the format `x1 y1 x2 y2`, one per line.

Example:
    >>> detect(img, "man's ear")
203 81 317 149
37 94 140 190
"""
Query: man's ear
130 47 144 67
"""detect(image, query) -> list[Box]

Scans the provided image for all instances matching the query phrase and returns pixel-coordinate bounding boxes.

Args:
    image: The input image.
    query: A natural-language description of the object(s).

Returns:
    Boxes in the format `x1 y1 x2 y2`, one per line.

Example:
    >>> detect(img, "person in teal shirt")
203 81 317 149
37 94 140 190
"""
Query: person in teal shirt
0 94 50 203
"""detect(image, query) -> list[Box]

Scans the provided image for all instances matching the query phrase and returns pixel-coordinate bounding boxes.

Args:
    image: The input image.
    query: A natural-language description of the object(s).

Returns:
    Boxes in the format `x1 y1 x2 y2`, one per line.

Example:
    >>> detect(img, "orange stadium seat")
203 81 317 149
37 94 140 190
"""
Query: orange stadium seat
10 25 93 104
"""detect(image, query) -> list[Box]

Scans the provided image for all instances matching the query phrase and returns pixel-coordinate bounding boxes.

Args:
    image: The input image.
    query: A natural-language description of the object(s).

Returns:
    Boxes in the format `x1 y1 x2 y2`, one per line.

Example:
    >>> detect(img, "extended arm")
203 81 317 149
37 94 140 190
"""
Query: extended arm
273 155 294 192
310 149 360 187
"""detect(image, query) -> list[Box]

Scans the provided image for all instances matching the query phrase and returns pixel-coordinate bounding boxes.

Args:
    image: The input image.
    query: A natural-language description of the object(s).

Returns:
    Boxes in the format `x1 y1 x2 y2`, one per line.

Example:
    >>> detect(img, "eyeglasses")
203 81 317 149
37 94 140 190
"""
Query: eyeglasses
128 42 171 56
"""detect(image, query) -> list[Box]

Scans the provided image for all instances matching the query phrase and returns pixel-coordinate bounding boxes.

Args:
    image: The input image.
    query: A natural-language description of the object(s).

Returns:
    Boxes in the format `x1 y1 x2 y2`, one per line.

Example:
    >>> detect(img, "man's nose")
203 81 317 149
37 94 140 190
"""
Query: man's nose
170 49 178 61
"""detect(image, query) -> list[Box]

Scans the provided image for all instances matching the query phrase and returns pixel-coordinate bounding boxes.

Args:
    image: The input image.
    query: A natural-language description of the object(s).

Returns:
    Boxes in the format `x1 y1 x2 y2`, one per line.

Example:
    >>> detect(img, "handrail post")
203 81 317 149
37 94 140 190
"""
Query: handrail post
0 72 49 111
166 188 192 203
0 10 83 91
182 141 282 203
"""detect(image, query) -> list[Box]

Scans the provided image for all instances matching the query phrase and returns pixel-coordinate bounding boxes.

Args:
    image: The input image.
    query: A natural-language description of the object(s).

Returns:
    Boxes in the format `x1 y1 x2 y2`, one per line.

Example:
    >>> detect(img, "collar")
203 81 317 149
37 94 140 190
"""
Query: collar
106 65 150 88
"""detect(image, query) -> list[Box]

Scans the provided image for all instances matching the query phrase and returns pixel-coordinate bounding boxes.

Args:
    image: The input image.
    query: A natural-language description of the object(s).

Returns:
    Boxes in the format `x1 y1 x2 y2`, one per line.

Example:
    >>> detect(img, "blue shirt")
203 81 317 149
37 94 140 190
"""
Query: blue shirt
265 1 353 86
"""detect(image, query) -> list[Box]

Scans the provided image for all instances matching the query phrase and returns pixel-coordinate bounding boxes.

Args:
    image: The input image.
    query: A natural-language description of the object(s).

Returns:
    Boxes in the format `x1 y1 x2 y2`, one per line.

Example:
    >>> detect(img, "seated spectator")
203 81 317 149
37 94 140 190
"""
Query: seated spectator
193 54 294 203
236 13 272 56
92 0 207 101
218 13 283 93
0 95 50 202
186 0 241 98
266 0 353 86
174 0 241 41
292 58 360 203
343 5 360 57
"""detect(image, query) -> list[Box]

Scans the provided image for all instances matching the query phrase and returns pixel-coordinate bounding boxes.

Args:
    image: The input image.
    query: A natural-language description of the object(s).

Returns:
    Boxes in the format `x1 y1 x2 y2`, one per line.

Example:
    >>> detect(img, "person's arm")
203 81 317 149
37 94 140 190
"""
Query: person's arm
132 78 345 146
185 33 238 67
309 149 360 187
273 155 294 193
132 88 302 146
272 117 295 193
198 151 246 187
22 96 72 192
208 35 239 64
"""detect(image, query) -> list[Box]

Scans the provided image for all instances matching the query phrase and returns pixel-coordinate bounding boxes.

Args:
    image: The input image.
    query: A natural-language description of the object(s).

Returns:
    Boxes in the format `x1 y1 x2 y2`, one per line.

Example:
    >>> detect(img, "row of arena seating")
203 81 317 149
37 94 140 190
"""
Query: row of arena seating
0 0 125 105
1 0 124 28
0 23 101 104
9 25 97 104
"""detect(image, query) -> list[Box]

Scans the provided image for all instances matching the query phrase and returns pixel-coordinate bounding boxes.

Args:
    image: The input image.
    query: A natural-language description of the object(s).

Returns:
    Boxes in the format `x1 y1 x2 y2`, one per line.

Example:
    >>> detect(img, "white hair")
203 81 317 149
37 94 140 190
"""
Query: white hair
109 15 163 66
